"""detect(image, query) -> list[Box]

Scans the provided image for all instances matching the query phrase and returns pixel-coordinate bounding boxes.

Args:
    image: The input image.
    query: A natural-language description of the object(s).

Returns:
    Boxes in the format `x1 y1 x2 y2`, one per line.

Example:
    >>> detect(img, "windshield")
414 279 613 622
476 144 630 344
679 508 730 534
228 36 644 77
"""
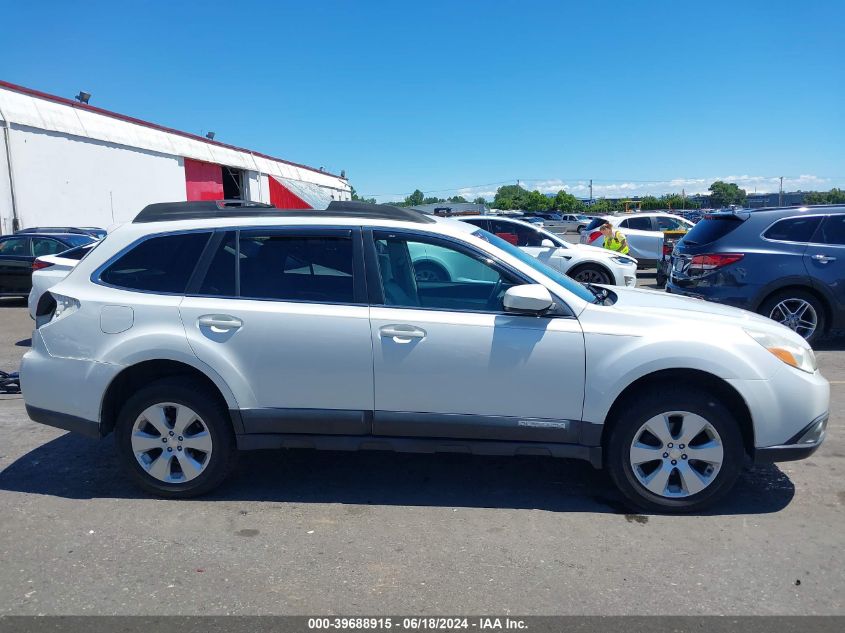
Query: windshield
472 229 595 303
63 234 97 247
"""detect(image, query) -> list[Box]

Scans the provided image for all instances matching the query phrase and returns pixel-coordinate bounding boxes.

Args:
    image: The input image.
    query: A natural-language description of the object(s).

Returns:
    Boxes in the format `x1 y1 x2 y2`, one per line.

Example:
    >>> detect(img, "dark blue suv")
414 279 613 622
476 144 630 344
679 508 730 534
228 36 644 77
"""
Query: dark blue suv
667 205 845 345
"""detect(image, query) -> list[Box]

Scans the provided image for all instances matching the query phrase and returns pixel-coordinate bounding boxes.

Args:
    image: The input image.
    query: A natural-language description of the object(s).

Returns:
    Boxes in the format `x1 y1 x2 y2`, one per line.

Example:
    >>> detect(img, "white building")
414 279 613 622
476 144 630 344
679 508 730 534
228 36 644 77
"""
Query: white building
0 81 352 235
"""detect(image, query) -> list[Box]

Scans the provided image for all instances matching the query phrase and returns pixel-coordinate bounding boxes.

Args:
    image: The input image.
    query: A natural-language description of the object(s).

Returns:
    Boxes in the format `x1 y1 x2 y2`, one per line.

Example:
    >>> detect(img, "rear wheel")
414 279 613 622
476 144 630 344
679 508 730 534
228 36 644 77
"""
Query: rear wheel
758 289 825 345
606 388 744 513
114 377 236 498
570 264 612 285
414 261 450 283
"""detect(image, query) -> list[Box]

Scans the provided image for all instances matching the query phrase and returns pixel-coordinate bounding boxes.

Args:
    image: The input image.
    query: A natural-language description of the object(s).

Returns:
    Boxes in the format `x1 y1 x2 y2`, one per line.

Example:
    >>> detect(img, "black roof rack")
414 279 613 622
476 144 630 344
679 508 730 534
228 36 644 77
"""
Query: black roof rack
133 199 435 224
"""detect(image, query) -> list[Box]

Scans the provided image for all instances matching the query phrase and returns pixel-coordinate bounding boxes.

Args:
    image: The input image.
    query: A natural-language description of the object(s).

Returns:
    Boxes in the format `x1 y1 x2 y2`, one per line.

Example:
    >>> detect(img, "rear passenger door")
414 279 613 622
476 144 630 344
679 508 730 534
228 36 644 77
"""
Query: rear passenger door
180 228 374 435
618 216 661 260
804 214 845 324
0 236 32 294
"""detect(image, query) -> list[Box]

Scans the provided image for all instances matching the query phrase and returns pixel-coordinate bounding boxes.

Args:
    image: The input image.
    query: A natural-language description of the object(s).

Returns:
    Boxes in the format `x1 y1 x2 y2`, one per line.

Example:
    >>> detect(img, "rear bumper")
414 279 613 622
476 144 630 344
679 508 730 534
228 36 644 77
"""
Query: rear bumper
665 280 757 309
25 404 102 439
753 413 828 464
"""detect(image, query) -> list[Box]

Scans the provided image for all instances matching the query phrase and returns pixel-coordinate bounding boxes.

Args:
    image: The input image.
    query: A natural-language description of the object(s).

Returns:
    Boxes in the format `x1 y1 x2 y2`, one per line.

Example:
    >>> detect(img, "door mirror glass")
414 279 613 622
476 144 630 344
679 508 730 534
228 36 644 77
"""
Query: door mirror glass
541 238 556 248
503 284 553 315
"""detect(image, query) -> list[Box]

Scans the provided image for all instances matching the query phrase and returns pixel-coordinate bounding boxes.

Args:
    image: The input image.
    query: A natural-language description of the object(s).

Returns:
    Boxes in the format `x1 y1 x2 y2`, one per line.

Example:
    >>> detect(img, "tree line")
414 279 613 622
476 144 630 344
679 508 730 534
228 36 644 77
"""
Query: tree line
351 182 845 213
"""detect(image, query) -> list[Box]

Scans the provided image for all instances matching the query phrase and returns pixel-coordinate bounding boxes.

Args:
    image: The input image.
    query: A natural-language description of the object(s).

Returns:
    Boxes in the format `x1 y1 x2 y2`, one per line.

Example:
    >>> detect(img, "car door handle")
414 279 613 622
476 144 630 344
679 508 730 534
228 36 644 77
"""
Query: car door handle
198 314 243 330
379 324 426 341
812 254 837 263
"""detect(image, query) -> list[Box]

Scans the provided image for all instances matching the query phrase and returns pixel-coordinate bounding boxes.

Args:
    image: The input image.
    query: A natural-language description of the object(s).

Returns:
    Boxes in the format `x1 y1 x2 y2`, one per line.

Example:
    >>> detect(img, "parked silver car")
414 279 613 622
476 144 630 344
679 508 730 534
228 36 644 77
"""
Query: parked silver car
558 214 590 233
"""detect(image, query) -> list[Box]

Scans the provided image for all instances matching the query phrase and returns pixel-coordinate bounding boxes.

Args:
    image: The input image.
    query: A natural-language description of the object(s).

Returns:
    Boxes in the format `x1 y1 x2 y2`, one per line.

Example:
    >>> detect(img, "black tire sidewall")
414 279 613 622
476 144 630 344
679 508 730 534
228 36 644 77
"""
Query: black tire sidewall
607 390 745 513
759 289 825 345
571 264 612 285
114 378 235 498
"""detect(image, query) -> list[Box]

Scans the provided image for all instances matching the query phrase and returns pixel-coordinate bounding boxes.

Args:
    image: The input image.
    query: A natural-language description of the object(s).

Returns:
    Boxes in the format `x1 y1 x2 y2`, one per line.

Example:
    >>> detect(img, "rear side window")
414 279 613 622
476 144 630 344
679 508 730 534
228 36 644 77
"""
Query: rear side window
620 216 653 230
238 233 355 303
0 237 31 255
818 215 845 245
763 216 821 243
100 233 210 293
683 215 745 245
32 238 65 257
585 218 606 231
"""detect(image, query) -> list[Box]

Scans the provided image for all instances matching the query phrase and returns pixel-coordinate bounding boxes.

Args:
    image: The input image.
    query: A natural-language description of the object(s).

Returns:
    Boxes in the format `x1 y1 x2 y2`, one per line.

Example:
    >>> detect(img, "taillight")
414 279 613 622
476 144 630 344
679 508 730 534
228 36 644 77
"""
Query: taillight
588 230 602 243
32 258 50 271
495 232 518 245
689 253 744 273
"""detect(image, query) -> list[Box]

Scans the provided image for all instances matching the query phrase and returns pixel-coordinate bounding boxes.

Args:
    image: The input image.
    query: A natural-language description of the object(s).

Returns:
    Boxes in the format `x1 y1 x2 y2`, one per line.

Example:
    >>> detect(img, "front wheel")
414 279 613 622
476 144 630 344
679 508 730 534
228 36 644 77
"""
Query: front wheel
114 377 237 498
606 389 745 513
570 264 612 285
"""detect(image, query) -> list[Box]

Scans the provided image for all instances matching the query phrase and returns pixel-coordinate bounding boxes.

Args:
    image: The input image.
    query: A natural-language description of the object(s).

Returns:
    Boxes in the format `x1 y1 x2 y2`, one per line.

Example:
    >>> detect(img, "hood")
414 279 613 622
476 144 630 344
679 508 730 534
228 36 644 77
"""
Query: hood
607 286 808 345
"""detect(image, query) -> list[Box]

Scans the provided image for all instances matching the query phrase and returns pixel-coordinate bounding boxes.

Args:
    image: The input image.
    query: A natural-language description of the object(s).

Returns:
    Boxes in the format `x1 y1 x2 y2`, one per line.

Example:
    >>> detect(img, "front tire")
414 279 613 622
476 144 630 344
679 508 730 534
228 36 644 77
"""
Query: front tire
606 388 745 513
570 264 612 285
114 377 237 498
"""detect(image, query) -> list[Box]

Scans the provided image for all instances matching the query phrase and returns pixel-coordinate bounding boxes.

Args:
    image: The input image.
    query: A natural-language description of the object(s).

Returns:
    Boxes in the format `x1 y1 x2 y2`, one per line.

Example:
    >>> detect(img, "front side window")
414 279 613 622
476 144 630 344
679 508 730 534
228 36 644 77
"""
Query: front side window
655 216 685 231
238 233 355 303
763 217 821 243
374 232 519 312
818 215 845 245
100 232 210 293
0 237 30 256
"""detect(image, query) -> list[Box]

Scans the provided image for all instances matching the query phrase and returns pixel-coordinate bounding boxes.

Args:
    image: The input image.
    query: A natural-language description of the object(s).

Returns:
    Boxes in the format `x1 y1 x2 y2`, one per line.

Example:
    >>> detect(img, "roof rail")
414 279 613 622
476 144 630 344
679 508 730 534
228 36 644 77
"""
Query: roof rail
133 199 436 224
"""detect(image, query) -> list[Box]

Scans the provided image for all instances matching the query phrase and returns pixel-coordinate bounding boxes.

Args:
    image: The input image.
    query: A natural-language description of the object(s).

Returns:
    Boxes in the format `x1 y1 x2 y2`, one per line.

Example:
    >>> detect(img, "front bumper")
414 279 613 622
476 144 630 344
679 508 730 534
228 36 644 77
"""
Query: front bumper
753 413 828 464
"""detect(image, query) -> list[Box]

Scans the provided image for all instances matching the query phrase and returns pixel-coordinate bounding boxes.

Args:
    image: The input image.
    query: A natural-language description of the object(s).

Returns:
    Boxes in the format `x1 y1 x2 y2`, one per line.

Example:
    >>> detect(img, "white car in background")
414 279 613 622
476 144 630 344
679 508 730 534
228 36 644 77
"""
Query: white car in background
454 215 637 287
581 213 694 265
28 243 97 321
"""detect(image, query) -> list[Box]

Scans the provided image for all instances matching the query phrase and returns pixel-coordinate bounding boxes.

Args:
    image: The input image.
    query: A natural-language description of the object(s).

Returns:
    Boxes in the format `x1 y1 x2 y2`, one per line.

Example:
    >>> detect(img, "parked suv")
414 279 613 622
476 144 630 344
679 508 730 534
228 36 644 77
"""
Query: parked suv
582 213 694 266
667 206 845 345
21 201 828 512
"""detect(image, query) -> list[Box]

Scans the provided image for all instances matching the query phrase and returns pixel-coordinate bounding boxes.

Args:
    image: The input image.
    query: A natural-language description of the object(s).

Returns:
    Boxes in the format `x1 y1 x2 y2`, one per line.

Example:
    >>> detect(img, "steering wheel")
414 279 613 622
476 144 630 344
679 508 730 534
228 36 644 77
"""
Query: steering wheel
486 278 504 311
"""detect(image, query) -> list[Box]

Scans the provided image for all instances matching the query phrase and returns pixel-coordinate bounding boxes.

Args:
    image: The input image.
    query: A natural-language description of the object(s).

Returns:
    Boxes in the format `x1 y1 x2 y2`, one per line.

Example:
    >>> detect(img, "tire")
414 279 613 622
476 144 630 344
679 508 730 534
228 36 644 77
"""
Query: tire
114 376 237 498
606 388 745 513
414 261 450 283
758 289 825 346
569 264 612 285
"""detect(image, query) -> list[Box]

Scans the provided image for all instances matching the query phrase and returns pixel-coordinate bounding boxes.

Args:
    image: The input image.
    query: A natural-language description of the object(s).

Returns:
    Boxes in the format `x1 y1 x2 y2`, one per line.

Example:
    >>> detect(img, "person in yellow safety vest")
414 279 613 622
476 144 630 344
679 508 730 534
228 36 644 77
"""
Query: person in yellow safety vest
599 221 630 255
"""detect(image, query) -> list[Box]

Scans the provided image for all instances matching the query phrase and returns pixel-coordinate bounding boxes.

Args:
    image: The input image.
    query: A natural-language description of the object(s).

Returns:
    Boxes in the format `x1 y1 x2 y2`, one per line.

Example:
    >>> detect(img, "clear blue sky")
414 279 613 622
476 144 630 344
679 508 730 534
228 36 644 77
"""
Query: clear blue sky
2 0 843 201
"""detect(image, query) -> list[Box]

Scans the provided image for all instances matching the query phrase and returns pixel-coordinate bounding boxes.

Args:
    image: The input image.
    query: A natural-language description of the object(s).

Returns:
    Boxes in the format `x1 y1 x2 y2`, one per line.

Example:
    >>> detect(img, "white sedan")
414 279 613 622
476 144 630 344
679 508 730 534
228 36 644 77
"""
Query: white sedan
454 215 637 287
580 213 694 265
28 243 97 321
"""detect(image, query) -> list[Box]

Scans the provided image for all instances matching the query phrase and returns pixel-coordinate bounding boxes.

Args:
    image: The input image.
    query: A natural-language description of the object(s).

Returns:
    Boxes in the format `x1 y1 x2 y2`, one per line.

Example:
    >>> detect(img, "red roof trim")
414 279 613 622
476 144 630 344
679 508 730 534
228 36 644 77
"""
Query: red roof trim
0 79 344 180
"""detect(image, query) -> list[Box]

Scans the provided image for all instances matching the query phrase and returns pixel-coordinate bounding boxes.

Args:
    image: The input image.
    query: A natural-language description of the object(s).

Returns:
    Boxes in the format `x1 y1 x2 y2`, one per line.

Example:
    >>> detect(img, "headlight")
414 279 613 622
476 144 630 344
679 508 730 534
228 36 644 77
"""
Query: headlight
611 256 636 265
745 329 817 373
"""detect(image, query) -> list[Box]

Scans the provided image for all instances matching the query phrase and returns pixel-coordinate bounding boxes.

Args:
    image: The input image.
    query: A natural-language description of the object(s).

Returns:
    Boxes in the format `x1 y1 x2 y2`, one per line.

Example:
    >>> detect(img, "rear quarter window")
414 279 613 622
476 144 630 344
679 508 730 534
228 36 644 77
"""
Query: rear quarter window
585 218 606 231
763 216 822 243
99 232 210 293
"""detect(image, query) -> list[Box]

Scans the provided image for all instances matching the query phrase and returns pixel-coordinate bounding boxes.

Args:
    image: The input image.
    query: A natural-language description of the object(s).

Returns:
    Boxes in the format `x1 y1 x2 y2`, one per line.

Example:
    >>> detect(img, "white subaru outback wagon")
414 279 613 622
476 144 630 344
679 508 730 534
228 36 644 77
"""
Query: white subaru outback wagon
21 200 829 512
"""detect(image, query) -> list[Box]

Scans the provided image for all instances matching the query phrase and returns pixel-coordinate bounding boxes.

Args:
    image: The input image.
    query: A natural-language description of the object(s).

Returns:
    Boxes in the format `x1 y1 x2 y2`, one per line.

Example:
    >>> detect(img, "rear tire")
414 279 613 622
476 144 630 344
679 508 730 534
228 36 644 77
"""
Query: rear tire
758 289 825 346
114 377 237 498
606 388 745 513
570 264 612 285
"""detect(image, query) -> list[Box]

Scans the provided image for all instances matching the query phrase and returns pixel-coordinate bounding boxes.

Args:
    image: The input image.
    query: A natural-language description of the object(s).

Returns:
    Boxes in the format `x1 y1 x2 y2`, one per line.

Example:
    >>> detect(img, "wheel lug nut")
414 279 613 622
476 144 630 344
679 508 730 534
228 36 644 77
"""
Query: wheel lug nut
169 431 174 437
679 444 685 449
177 446 182 451
667 443 673 448
167 447 173 452
682 454 687 460
671 459 677 465
663 452 669 458
161 438 167 443
178 436 183 441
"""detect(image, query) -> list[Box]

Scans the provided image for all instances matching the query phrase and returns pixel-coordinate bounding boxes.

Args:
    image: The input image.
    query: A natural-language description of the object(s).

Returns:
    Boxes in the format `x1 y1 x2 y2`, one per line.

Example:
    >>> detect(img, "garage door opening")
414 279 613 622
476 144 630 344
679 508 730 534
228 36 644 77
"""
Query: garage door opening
223 166 244 200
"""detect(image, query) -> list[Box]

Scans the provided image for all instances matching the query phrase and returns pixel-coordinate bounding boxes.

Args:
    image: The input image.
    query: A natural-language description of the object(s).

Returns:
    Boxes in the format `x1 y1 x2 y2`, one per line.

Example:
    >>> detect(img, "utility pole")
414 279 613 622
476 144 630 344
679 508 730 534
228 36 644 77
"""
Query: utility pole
779 176 784 206
589 179 593 201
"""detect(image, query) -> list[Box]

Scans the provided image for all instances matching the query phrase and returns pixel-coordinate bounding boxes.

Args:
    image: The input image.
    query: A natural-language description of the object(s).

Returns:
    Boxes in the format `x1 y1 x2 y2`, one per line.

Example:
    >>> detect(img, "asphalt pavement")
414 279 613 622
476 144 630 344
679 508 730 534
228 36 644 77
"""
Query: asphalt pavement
0 259 843 615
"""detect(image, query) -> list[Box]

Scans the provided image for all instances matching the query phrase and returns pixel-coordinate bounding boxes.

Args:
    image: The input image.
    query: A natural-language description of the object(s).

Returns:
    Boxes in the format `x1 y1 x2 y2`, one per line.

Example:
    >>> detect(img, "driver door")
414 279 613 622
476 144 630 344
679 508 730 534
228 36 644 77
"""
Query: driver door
367 229 586 442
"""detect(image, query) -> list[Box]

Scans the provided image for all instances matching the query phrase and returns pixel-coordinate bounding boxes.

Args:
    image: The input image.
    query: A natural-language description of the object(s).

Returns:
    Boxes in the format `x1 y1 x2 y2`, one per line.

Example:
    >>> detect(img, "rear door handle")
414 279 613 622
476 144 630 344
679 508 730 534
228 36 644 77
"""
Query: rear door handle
198 314 243 331
812 254 837 263
379 324 426 342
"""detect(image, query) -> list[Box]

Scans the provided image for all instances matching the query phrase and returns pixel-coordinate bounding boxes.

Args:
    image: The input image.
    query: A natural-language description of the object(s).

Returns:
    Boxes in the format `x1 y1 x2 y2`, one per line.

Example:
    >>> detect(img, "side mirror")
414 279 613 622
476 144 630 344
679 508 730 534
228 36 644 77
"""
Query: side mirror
541 238 556 248
503 284 554 315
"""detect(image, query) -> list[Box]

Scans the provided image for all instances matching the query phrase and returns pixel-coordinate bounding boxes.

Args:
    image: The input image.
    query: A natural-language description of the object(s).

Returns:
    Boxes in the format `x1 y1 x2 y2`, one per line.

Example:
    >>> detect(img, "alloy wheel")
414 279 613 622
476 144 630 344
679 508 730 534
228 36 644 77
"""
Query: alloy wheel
574 268 610 284
769 299 818 339
130 402 213 483
629 411 724 498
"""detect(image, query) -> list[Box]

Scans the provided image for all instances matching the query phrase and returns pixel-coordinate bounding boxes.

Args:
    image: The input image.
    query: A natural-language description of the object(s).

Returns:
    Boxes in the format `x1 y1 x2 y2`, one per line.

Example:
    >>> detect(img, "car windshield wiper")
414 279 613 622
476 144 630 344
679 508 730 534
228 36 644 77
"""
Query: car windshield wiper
584 283 610 304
